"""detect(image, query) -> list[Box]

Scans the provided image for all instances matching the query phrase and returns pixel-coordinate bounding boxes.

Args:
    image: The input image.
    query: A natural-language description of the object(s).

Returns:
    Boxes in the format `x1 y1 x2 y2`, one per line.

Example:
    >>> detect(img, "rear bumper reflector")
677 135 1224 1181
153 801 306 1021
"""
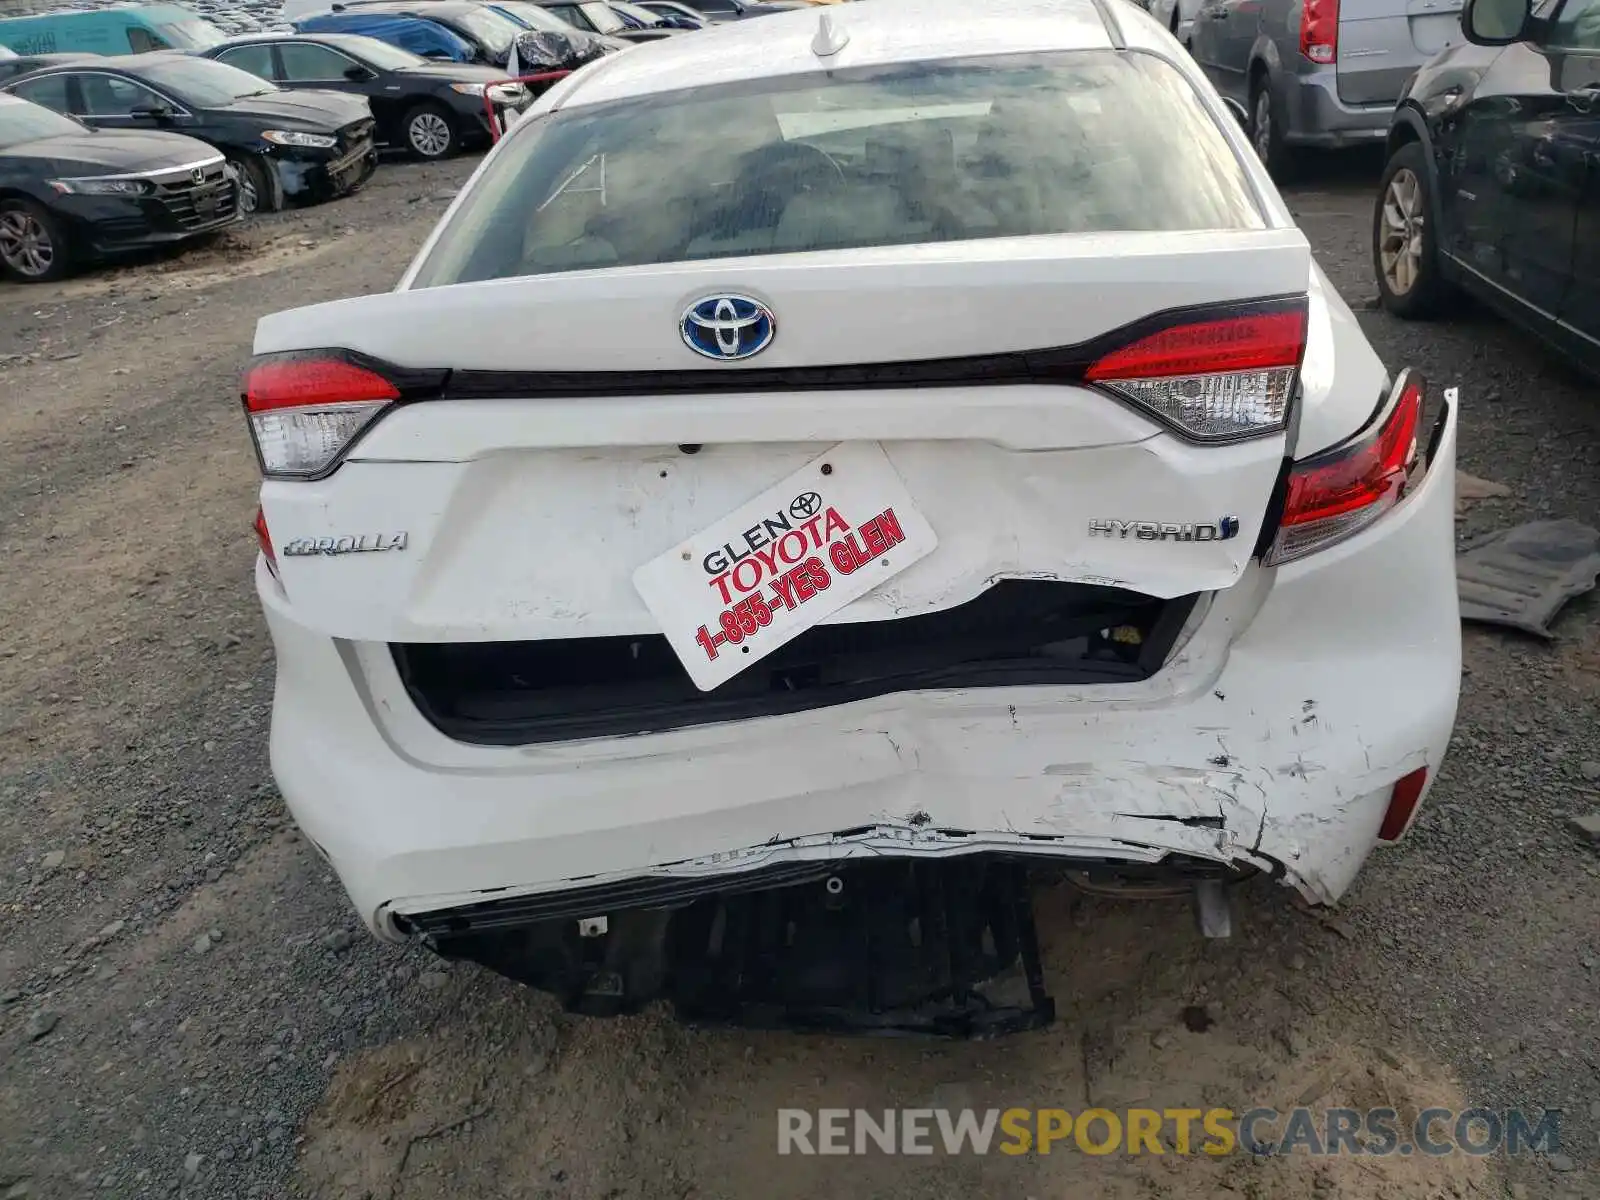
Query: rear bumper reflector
1377 766 1429 842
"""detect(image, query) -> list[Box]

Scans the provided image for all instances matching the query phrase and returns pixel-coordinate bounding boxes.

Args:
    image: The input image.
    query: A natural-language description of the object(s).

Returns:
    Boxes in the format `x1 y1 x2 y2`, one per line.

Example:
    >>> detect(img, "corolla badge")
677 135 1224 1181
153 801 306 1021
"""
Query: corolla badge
680 294 776 361
281 532 408 557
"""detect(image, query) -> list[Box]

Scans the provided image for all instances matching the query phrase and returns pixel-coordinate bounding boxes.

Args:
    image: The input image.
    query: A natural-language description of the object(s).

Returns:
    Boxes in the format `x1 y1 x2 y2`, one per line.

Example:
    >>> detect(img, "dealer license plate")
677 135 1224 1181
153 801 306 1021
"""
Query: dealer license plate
633 442 938 691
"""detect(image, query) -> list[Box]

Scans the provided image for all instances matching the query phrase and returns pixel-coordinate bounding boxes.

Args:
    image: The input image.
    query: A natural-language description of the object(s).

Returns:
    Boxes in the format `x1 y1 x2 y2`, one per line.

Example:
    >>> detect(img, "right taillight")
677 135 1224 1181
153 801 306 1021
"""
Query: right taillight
1084 300 1307 442
242 352 413 479
1300 0 1339 63
1265 369 1424 566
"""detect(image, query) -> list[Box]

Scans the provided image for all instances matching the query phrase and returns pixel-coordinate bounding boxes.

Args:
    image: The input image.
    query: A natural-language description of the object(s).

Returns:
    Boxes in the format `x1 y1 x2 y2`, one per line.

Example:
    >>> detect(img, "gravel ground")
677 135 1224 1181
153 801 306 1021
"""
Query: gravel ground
0 150 1596 1200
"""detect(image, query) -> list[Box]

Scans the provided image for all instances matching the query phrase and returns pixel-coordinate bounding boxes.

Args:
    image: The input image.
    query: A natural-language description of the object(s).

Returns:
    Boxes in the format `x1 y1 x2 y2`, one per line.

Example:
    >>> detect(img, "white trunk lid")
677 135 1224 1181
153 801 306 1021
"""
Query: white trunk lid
255 230 1310 644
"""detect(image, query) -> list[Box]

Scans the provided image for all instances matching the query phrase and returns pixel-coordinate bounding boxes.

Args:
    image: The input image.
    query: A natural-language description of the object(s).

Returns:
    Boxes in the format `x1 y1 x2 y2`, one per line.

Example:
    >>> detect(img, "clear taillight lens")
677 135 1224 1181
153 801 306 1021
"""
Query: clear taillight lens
1265 370 1425 566
249 402 390 477
1084 306 1307 441
242 356 401 479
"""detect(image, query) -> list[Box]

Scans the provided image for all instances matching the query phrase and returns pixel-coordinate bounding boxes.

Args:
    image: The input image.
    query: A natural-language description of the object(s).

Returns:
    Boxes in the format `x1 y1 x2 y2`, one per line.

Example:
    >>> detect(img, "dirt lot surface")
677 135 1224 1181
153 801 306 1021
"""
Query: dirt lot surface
0 153 1597 1200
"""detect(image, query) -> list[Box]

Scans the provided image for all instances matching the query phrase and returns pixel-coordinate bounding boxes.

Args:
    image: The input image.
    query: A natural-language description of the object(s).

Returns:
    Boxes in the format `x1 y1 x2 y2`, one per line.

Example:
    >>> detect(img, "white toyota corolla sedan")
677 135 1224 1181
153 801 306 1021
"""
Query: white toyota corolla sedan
244 0 1459 1034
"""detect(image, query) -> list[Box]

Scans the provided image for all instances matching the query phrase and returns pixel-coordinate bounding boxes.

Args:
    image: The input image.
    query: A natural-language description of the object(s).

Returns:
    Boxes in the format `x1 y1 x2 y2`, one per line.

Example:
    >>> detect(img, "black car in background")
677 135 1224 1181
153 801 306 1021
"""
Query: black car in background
0 53 377 214
0 52 103 85
203 33 526 160
608 0 688 30
335 1 552 65
633 0 710 26
0 93 237 282
488 1 632 53
1374 0 1600 377
518 0 679 41
665 0 803 20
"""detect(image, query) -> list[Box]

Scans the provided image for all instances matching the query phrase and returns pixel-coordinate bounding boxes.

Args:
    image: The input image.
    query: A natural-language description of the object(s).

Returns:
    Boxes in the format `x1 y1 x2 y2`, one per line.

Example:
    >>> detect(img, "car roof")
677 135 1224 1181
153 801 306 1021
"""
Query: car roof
300 10 435 23
12 52 105 63
547 0 1131 110
214 30 397 51
354 1 484 12
18 49 201 76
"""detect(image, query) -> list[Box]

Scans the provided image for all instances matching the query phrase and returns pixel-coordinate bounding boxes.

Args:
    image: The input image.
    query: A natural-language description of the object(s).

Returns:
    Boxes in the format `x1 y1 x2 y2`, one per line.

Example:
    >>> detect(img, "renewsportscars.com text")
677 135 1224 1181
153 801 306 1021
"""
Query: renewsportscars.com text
777 1107 1563 1157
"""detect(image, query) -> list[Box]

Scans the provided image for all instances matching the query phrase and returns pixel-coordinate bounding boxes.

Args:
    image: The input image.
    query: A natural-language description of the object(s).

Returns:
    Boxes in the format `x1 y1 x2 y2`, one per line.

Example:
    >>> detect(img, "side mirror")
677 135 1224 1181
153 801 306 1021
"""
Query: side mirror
1461 0 1533 45
129 102 173 121
343 64 373 80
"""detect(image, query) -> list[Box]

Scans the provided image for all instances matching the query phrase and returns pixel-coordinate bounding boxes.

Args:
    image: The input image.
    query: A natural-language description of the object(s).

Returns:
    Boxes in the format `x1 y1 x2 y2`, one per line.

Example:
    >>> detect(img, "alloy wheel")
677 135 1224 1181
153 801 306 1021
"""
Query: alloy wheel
236 168 259 215
1252 90 1272 163
0 208 54 278
409 112 452 158
1379 168 1425 296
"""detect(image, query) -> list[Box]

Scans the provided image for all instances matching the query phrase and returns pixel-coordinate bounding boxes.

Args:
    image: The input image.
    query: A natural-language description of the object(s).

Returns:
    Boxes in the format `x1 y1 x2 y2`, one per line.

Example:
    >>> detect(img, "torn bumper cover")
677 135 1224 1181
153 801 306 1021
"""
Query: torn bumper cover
262 399 1459 1027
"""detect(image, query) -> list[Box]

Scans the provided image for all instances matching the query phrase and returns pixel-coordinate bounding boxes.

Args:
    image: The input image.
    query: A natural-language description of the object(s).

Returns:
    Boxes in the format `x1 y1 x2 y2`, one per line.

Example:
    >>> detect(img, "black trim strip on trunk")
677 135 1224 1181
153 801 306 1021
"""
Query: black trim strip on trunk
439 294 1309 400
241 292 1308 477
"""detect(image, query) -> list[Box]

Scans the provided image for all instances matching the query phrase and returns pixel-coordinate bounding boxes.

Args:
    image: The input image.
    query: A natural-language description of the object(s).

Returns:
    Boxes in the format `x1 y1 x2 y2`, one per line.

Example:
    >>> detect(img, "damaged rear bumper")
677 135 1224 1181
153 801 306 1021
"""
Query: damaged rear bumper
261 394 1459 1020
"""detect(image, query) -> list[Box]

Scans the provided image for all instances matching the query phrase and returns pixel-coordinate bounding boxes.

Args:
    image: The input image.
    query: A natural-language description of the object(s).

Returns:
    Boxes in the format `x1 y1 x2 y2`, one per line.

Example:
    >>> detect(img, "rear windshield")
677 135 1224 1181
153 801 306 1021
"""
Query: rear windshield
136 56 277 105
496 2 576 31
410 50 1264 289
611 2 663 23
441 5 521 54
578 2 628 31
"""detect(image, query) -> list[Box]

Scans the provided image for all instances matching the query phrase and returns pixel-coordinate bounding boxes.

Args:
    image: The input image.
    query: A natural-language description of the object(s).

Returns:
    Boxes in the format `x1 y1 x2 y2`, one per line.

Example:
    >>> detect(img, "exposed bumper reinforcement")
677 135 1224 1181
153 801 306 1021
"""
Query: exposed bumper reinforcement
405 857 1061 1039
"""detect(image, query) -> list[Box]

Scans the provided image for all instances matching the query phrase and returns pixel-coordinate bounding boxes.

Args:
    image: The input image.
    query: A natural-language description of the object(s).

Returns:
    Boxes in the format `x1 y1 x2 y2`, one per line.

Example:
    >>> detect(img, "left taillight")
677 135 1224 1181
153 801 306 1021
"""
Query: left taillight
1084 300 1307 442
1265 369 1425 566
242 352 411 480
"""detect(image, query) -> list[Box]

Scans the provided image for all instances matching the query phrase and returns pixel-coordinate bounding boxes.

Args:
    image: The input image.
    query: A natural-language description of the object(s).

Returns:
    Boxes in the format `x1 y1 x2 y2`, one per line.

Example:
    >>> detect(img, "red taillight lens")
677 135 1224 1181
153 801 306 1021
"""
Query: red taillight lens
1300 0 1339 63
245 358 400 412
242 354 401 479
1266 369 1424 565
1378 767 1428 841
254 505 277 573
1085 304 1306 441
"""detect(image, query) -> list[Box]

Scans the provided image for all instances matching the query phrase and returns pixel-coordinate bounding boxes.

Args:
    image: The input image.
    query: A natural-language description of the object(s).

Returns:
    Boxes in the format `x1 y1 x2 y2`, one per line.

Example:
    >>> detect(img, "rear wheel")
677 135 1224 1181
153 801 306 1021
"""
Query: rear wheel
227 155 281 216
403 103 457 161
1248 74 1297 182
0 198 70 283
1373 140 1452 319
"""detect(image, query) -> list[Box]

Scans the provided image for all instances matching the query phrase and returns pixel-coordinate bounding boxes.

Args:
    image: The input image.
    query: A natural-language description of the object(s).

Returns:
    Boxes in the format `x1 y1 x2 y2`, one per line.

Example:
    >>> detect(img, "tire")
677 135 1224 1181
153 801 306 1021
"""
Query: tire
0 197 71 283
402 103 457 161
1373 140 1453 320
227 155 281 216
1248 74 1298 183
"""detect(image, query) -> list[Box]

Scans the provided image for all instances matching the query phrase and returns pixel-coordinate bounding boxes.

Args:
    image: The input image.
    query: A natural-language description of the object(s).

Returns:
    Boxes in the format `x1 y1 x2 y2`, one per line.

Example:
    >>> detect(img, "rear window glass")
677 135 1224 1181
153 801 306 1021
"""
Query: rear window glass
410 50 1264 289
